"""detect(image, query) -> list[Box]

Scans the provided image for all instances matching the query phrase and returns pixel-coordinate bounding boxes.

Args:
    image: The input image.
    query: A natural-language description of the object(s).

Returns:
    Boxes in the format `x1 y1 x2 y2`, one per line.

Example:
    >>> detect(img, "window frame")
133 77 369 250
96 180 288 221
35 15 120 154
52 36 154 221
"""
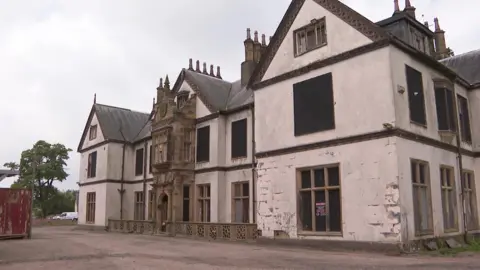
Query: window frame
293 17 327 57
410 158 434 236
197 184 211 222
231 118 248 159
89 125 97 141
405 65 427 127
133 191 145 220
196 126 210 163
183 185 191 222
231 181 249 223
462 170 479 231
135 148 144 176
439 165 458 232
148 190 155 220
87 151 97 179
457 94 472 143
86 192 96 224
434 87 456 132
296 163 342 236
149 145 152 174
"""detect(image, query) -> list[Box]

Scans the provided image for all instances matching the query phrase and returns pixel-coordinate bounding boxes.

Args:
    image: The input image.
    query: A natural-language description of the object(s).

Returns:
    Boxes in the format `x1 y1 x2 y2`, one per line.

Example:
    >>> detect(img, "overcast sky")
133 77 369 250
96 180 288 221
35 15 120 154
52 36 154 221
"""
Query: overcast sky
0 0 478 190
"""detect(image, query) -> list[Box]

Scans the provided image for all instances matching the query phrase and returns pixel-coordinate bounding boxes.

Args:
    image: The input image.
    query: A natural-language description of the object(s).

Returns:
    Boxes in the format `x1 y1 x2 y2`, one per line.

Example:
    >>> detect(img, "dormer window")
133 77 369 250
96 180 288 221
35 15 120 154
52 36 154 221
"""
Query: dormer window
294 18 327 57
89 125 97 140
176 91 189 108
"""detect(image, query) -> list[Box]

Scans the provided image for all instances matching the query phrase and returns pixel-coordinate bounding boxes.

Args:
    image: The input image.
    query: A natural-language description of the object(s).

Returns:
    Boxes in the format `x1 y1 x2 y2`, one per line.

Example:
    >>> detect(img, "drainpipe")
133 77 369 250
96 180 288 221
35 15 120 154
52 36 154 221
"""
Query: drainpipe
142 140 148 220
250 104 256 224
452 84 468 243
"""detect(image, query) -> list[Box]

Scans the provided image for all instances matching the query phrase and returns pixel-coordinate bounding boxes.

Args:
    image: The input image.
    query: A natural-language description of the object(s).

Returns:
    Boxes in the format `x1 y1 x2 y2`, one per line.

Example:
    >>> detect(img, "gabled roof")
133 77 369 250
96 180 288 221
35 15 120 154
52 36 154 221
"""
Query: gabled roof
249 0 388 85
0 169 19 182
77 103 150 152
441 49 480 85
172 69 253 112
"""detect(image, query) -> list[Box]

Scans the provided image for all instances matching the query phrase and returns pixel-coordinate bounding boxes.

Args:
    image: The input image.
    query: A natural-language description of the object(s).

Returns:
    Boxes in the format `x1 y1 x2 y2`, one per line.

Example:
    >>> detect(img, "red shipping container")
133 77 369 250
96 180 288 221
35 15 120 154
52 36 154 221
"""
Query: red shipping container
0 188 32 240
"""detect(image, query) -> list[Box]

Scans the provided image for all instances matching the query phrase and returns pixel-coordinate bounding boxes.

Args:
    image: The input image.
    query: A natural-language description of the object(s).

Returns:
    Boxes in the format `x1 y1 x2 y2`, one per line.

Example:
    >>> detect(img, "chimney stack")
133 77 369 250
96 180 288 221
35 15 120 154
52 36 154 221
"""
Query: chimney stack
404 0 416 19
253 31 262 63
209 64 215 76
202 62 208 74
188 58 194 70
393 0 400 14
195 60 200 72
216 66 222 79
241 28 257 86
433 18 452 60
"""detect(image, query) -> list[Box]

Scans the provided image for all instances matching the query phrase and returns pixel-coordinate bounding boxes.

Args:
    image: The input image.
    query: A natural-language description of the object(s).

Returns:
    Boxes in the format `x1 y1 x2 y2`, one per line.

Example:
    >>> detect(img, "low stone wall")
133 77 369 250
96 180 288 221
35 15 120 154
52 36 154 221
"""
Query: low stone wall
33 219 78 227
107 219 258 241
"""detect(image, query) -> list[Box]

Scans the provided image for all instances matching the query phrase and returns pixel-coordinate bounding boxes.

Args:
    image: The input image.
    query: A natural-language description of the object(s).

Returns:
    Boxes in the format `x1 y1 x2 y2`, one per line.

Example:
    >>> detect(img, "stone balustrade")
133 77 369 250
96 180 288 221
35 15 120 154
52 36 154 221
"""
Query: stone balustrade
107 219 258 241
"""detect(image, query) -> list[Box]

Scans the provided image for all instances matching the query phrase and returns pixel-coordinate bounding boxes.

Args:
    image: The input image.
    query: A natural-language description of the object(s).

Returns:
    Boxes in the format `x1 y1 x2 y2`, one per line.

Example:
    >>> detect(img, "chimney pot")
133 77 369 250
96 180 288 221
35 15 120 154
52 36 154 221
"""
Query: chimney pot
246 28 251 40
254 31 259 42
216 66 222 79
261 34 266 46
196 60 200 72
159 78 163 88
203 62 208 74
209 64 214 76
188 58 193 70
394 0 400 13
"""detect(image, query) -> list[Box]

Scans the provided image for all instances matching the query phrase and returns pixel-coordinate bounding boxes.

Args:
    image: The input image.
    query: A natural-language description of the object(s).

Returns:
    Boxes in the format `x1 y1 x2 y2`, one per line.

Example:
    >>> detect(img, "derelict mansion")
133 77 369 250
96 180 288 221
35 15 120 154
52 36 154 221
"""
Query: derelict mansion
77 0 480 244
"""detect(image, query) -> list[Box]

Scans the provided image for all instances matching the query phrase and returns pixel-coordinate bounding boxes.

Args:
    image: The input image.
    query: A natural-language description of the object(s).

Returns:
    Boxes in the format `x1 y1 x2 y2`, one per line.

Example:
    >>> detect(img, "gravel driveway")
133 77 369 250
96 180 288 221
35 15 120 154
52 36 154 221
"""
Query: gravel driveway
0 226 478 269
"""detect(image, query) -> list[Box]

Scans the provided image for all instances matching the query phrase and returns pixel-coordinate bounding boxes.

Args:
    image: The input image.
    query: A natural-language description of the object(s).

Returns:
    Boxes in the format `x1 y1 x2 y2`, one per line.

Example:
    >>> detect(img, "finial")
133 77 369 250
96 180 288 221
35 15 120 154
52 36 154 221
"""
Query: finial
164 75 170 89
216 66 222 79
209 64 214 76
188 58 193 70
93 93 96 104
424 21 429 28
261 34 266 46
254 31 259 42
159 78 163 88
434 17 441 31
202 62 207 74
394 0 400 12
246 28 251 40
195 60 200 72
153 97 156 107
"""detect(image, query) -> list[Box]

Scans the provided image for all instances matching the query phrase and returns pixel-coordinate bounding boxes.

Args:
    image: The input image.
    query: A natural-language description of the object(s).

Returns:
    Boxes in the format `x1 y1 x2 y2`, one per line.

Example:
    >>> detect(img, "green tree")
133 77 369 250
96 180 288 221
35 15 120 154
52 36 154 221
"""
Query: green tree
5 140 72 218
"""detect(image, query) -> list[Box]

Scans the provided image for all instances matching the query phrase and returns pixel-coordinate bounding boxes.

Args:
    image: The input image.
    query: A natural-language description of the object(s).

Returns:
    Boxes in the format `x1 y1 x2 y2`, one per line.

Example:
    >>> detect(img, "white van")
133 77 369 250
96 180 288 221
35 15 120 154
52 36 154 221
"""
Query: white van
58 212 78 221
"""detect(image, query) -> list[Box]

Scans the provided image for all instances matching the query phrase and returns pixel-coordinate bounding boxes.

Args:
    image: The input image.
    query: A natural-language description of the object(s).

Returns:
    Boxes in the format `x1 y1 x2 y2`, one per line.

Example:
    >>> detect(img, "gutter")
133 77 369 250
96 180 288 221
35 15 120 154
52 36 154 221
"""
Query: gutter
142 140 148 219
250 104 257 223
452 88 468 242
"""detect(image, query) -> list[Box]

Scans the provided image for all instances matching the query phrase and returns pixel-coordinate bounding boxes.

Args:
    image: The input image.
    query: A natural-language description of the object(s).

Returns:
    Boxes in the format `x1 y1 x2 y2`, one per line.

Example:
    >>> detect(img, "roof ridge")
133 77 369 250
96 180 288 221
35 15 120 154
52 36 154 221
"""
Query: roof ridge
95 103 150 115
185 69 232 83
442 48 480 60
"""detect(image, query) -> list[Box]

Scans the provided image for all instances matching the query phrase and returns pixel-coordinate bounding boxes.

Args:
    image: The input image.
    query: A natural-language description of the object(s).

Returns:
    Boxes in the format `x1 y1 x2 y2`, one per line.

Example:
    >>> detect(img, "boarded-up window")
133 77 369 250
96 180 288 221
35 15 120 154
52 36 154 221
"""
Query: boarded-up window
183 186 190 222
298 165 341 233
197 184 211 222
293 73 335 136
87 151 97 178
148 190 155 220
89 125 97 140
231 119 247 158
406 65 426 125
232 182 249 223
86 192 96 223
463 171 478 231
440 166 457 231
196 126 210 162
135 148 144 176
411 159 433 235
458 95 472 143
434 88 455 131
134 191 145 220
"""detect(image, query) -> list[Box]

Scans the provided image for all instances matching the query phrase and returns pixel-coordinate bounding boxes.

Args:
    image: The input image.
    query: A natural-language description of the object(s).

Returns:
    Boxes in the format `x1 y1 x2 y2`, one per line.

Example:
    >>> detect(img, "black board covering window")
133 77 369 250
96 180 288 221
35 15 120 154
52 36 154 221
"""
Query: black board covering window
87 151 97 178
458 95 472 143
196 126 210 162
231 118 247 158
406 65 426 125
135 148 144 176
434 87 455 131
293 72 335 136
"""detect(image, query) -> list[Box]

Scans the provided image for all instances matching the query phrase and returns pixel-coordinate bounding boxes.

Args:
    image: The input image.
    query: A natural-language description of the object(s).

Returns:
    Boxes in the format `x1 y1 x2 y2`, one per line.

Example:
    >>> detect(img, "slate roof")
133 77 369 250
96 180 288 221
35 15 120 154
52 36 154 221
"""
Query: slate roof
441 49 480 85
182 69 253 111
77 104 151 151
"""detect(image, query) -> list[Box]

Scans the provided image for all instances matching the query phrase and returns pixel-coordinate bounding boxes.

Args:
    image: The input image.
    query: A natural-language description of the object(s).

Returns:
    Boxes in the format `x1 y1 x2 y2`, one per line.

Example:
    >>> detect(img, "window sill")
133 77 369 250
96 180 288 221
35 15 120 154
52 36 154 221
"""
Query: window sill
294 126 335 137
294 43 327 58
231 156 248 161
195 161 209 165
414 230 434 237
444 228 459 234
410 121 427 129
297 231 342 237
